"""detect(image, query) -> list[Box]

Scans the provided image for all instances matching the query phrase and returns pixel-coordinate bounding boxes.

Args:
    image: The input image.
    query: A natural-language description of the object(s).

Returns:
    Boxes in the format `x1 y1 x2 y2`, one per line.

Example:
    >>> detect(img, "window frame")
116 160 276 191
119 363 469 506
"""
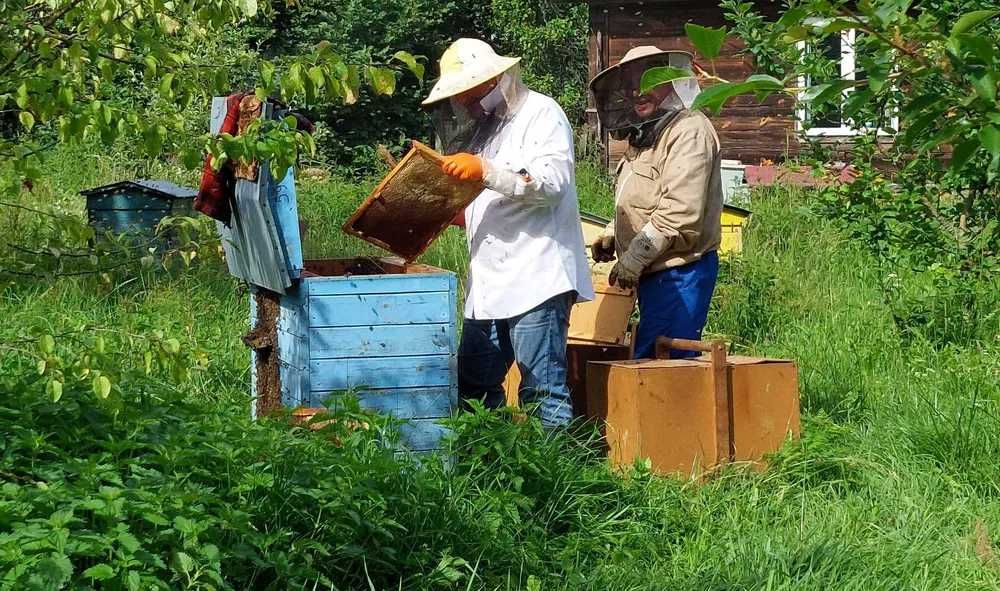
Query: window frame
796 25 898 137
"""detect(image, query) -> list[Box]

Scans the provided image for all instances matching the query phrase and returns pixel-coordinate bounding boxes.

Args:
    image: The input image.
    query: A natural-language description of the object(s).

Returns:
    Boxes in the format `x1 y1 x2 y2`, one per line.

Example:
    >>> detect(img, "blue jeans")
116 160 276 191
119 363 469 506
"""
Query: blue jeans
634 251 719 359
458 292 574 428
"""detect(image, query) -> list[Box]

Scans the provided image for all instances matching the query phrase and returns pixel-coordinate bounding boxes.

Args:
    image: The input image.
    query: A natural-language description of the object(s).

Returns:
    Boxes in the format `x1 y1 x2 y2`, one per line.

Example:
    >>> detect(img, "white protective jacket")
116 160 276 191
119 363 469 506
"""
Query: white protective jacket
461 91 594 319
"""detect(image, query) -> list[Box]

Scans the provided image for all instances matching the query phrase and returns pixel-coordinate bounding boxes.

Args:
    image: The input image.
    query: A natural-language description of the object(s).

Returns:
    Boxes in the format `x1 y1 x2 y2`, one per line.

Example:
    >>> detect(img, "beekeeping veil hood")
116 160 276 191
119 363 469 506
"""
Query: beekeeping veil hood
422 38 529 154
589 47 700 146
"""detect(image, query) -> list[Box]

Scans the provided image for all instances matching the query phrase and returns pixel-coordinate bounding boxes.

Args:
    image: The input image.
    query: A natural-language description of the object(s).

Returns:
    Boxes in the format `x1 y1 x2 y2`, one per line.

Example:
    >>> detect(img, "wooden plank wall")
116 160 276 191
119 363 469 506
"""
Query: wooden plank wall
588 0 797 166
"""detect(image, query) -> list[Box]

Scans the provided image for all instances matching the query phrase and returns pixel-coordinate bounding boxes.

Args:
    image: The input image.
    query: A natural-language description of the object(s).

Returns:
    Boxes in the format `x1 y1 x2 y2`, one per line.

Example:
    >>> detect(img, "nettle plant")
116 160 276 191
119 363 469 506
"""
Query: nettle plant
1 0 422 404
644 2 999 269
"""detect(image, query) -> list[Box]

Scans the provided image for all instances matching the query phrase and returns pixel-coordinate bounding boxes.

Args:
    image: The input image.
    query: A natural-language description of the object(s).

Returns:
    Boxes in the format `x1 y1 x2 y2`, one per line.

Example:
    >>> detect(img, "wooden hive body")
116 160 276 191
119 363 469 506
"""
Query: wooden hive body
251 258 458 452
587 352 800 477
82 180 195 239
211 99 467 454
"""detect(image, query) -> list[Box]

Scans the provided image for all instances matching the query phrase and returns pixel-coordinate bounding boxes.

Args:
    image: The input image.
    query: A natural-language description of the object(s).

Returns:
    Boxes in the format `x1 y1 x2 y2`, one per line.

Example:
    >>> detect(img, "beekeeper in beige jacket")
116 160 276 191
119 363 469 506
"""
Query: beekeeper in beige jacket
589 47 723 359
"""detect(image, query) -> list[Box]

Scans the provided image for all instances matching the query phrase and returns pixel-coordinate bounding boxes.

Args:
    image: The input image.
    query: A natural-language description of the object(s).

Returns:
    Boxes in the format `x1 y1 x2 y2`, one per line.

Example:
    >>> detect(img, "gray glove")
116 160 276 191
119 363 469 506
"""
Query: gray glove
609 223 670 289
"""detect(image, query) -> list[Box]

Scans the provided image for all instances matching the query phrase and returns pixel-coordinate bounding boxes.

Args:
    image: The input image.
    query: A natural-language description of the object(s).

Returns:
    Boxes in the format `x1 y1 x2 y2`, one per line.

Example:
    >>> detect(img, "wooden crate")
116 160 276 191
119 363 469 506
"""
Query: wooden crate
81 180 195 239
212 98 466 454
587 338 800 477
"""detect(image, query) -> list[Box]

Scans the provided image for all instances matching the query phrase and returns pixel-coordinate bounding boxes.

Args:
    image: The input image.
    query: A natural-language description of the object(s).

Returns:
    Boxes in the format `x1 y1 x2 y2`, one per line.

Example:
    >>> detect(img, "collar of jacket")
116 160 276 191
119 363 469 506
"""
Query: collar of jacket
627 109 682 149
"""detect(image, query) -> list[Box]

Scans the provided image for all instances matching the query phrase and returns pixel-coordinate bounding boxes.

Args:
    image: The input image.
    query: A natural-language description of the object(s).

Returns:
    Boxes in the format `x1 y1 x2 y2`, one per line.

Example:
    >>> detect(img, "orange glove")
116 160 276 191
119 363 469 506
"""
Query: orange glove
441 153 485 182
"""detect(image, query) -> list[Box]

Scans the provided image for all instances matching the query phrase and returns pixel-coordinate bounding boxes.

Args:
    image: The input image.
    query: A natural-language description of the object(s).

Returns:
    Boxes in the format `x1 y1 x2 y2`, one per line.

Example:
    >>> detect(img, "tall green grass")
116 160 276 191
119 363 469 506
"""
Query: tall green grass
0 148 998 589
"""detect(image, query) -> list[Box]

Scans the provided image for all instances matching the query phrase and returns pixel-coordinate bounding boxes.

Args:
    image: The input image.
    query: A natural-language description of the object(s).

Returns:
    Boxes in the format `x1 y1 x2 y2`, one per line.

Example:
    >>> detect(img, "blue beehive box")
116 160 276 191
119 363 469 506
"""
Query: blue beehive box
211 98 475 454
81 180 196 239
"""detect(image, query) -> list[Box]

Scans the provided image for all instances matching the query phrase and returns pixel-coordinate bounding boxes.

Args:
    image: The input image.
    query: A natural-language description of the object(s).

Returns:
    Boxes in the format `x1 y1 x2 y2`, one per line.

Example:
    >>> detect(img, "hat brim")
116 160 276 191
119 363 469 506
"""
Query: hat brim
421 56 521 106
588 49 694 92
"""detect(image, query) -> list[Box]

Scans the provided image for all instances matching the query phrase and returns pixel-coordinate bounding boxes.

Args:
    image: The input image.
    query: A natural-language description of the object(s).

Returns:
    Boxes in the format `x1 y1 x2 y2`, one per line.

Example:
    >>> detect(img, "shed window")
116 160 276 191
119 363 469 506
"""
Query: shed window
797 28 897 137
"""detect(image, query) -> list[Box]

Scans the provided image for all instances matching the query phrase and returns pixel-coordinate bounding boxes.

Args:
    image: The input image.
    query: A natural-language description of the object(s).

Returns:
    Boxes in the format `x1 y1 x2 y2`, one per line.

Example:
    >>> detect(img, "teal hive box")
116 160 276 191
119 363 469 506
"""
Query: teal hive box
81 179 195 240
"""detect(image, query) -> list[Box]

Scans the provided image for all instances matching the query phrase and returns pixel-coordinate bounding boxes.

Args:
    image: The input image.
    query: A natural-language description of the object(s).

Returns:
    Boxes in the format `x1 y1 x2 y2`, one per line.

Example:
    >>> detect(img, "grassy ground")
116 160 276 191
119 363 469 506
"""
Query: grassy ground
0 146 998 589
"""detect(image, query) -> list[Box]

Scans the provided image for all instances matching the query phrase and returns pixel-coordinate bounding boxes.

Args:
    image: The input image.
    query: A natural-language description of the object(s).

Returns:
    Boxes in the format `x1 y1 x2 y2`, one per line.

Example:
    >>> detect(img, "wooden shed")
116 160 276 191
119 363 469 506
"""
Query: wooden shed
587 0 798 167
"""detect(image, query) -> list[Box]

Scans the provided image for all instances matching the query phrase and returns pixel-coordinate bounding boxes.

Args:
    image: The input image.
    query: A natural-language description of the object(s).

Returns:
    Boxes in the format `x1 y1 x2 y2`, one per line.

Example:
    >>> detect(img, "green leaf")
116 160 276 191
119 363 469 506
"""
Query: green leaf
173 551 195 575
393 51 425 81
118 531 141 553
801 81 851 107
39 334 55 354
34 556 73 589
16 83 29 109
308 66 326 91
163 338 181 354
241 0 258 18
980 125 1000 158
972 72 998 103
684 23 727 60
93 375 112 399
776 7 808 30
639 66 695 95
36 359 46 375
692 78 784 115
901 109 944 144
83 564 115 580
126 571 141 591
951 9 999 37
143 124 165 156
19 111 35 130
746 74 783 86
950 137 980 171
48 379 63 403
874 0 913 24
158 73 174 99
921 124 962 152
820 18 863 34
367 67 396 95
261 61 275 88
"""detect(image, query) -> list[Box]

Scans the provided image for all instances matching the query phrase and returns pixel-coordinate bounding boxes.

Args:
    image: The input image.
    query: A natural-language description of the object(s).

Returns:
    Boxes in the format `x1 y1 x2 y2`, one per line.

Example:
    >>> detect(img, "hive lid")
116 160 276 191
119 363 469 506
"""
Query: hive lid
81 179 196 199
343 141 484 262
210 97 304 294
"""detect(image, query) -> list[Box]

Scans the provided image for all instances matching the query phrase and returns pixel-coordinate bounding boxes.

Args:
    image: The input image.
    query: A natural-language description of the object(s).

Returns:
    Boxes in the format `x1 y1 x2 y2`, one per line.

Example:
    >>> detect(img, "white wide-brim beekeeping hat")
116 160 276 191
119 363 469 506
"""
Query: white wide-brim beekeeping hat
422 38 522 106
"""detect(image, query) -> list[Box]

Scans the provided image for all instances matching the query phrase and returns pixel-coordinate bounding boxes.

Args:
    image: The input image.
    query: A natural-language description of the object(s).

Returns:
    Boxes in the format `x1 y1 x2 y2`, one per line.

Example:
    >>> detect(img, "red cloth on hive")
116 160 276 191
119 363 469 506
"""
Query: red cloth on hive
451 208 466 228
195 92 247 224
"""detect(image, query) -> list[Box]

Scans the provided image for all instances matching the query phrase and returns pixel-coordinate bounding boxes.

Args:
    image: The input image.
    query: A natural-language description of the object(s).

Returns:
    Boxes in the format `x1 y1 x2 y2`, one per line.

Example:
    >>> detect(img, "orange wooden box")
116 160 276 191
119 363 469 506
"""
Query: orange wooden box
586 338 800 477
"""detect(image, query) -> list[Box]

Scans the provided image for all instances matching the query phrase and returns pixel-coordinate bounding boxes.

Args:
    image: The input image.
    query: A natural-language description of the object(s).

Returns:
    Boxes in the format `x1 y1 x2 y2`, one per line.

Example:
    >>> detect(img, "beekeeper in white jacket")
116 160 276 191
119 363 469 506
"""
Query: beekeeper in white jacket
422 38 594 428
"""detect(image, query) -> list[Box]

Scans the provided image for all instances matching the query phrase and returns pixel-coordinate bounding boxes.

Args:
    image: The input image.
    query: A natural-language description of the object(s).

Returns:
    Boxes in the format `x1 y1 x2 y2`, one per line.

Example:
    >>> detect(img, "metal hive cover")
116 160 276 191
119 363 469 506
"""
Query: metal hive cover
80 179 196 199
343 141 484 262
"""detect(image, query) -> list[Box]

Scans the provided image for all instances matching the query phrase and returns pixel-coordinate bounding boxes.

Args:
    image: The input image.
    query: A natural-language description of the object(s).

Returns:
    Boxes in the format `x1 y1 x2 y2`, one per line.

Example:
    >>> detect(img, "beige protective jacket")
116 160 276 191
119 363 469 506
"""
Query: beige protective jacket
612 109 723 273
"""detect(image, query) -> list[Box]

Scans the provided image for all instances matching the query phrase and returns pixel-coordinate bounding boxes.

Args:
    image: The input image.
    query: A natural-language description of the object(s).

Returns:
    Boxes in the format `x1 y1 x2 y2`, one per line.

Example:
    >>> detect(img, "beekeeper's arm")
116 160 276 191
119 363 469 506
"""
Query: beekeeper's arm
483 106 573 206
440 105 573 206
